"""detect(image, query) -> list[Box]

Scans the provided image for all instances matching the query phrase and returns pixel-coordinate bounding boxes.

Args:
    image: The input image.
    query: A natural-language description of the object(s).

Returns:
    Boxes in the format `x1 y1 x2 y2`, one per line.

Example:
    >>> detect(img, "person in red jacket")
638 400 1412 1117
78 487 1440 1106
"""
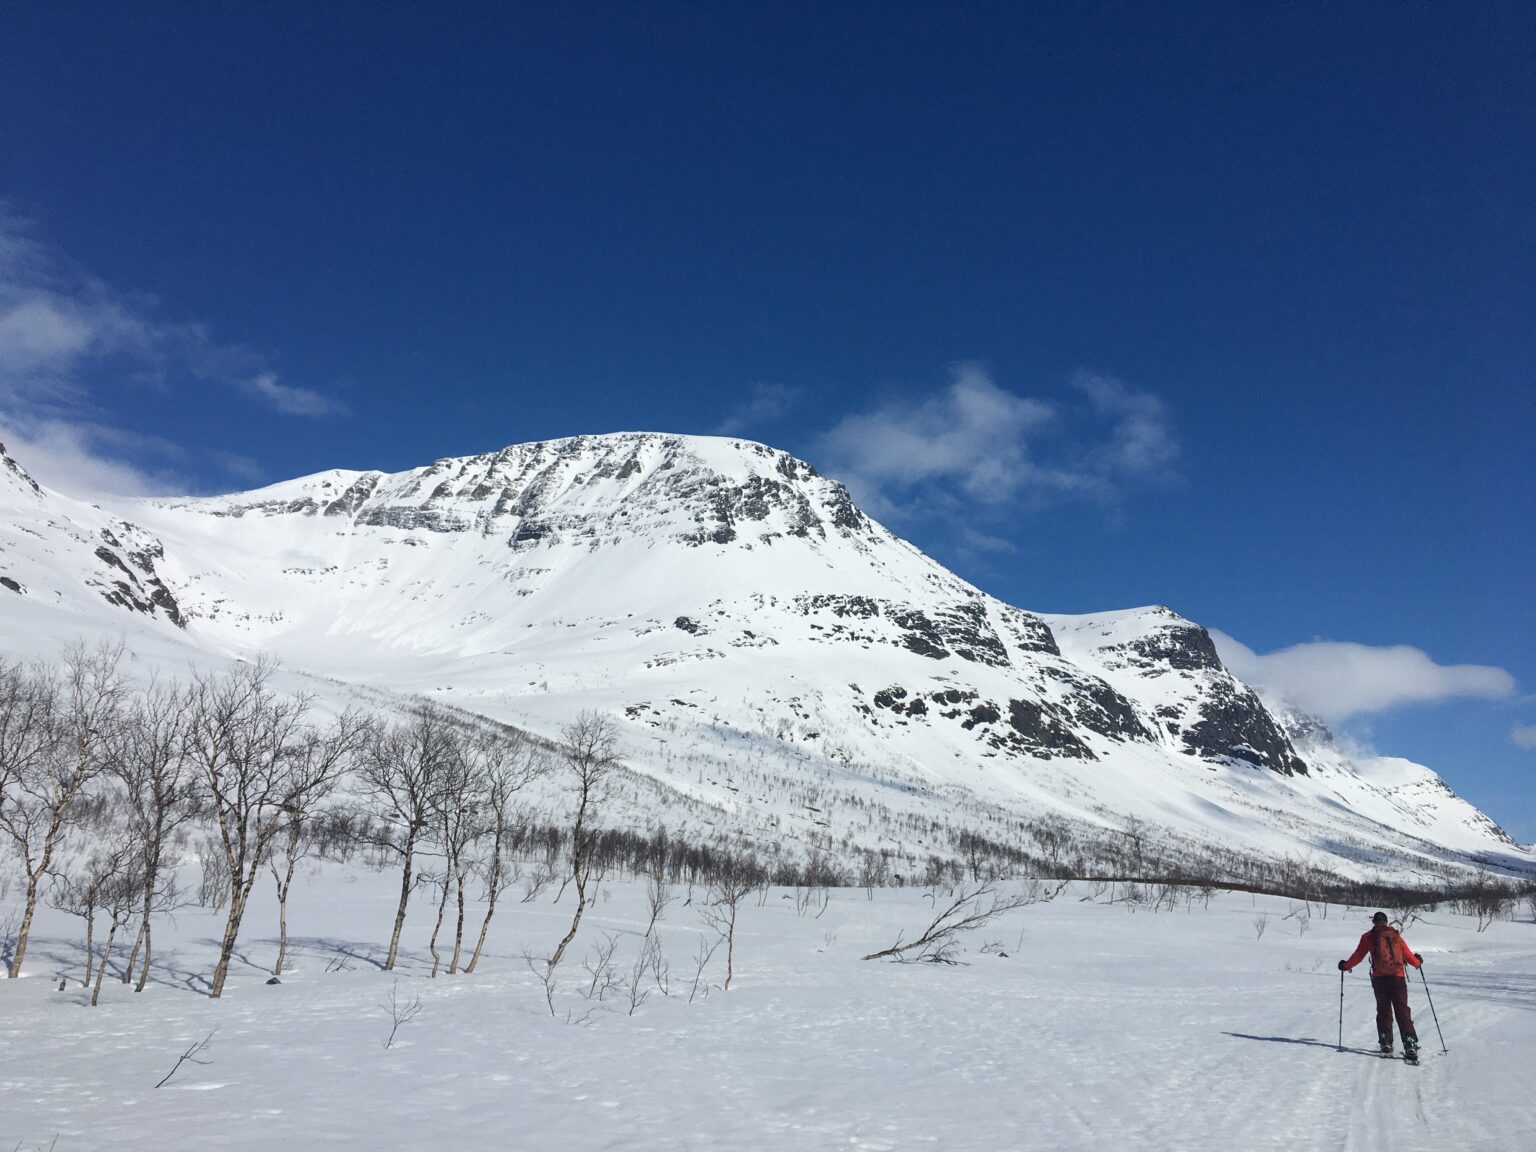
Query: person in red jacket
1339 911 1424 1059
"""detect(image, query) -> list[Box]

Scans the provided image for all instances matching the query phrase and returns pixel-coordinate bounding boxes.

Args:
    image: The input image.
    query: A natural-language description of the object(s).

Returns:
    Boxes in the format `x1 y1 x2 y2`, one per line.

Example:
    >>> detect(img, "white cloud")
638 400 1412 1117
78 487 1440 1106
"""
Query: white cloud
1073 371 1179 478
244 372 344 418
0 205 341 496
715 383 802 436
814 362 1176 520
0 418 191 497
1512 724 1536 751
1210 630 1517 723
0 297 96 374
213 451 266 484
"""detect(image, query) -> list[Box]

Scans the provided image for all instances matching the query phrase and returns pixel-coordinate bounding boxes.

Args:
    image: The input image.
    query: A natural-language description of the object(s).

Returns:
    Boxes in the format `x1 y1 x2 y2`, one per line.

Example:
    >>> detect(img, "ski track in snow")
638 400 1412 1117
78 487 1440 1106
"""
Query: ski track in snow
2 870 1532 1151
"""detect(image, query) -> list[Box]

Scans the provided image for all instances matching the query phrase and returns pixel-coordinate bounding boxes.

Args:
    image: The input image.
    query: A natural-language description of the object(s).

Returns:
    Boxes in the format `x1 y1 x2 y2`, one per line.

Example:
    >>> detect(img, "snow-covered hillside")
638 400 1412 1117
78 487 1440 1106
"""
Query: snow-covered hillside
4 868 1534 1151
1 433 1528 885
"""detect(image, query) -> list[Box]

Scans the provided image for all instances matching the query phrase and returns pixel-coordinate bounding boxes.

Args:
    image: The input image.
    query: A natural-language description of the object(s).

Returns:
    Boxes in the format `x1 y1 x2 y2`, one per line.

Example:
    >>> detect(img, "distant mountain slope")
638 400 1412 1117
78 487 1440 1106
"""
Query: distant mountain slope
2 434 1527 883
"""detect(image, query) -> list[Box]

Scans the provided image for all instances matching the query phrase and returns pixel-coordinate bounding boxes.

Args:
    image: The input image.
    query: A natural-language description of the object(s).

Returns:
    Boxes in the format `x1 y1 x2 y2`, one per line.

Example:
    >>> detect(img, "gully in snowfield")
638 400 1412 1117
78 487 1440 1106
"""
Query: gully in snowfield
1339 912 1424 1062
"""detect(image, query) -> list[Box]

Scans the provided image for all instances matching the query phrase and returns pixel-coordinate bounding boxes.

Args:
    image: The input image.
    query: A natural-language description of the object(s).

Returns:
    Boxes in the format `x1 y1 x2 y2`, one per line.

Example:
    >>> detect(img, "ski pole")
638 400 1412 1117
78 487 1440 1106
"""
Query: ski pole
1418 965 1447 1053
1338 969 1345 1052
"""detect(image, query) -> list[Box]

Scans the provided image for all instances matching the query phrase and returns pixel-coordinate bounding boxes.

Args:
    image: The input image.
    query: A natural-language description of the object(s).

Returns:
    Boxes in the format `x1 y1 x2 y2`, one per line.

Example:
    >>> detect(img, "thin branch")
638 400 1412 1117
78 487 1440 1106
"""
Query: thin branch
155 1028 217 1088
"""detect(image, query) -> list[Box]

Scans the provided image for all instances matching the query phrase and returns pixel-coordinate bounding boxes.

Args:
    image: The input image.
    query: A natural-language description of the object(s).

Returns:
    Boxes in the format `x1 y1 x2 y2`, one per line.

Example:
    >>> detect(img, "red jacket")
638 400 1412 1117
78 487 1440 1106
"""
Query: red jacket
1343 925 1422 978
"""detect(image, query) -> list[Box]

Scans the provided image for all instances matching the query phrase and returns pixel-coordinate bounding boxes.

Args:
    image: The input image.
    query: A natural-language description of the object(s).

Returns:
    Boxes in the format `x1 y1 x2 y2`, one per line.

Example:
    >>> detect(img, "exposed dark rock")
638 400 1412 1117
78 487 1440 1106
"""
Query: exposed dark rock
94 545 131 576
0 442 44 496
824 483 868 532
962 702 1000 729
937 603 1010 667
1182 682 1308 776
324 473 382 517
674 616 705 635
1001 699 1095 760
1123 622 1223 672
509 519 553 548
796 594 880 619
887 608 950 659
1042 666 1153 742
0 576 23 594
356 505 466 532
92 545 186 629
996 605 1061 656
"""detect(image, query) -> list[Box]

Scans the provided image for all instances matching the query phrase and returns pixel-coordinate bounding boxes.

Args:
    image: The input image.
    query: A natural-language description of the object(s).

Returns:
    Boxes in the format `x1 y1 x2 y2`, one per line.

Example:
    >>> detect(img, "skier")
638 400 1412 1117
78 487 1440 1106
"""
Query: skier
1338 911 1424 1062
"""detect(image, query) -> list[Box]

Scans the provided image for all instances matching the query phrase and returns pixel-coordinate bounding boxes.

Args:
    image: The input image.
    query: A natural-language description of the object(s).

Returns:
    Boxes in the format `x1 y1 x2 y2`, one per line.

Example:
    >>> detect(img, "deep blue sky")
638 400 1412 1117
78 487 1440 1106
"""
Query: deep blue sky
2 3 1532 837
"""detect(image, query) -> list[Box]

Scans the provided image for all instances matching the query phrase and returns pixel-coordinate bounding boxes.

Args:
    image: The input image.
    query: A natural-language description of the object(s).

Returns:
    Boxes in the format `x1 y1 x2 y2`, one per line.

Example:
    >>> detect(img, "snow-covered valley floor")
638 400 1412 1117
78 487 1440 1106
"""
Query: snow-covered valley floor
3 869 1532 1151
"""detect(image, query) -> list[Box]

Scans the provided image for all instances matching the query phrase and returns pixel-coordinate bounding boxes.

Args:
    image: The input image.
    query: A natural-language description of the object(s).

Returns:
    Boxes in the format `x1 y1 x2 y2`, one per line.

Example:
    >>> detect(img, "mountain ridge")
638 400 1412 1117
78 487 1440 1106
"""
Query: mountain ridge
1 431 1527 883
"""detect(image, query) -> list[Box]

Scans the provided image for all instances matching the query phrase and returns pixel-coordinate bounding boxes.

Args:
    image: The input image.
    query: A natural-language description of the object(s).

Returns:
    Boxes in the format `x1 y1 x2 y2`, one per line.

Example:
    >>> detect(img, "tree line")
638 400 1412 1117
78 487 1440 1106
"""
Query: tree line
4 643 1532 1005
1 644 564 998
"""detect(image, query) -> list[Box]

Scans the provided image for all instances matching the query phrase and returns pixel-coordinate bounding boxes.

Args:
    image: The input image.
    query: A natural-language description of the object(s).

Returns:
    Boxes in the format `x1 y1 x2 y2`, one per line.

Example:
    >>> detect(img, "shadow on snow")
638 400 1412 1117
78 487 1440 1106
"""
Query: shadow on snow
1223 1032 1382 1058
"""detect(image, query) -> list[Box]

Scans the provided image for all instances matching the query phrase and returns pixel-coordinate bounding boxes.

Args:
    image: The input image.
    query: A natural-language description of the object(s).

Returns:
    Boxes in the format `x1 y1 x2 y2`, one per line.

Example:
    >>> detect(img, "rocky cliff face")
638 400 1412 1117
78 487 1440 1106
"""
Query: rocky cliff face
175 434 878 550
0 443 184 627
1047 606 1308 777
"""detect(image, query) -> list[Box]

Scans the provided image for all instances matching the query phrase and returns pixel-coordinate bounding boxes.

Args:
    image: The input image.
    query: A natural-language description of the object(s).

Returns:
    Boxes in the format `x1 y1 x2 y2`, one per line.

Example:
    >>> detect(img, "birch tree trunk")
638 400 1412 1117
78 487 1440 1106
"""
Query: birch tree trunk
121 919 145 985
384 831 418 972
448 854 466 975
91 920 120 1007
209 880 254 999
273 817 301 977
427 868 450 978
134 912 153 993
81 903 96 986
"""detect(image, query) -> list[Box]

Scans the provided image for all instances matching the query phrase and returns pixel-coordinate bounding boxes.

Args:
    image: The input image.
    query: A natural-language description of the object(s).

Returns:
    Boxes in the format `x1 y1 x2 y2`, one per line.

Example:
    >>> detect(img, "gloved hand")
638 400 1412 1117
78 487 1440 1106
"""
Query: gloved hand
1337 960 1348 971
1415 953 1424 964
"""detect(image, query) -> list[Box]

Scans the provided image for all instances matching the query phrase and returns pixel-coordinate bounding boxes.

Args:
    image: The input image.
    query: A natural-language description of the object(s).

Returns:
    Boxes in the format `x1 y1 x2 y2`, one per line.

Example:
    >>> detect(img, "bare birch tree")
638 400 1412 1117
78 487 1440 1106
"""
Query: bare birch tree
359 706 456 972
698 861 762 991
0 643 125 978
463 728 548 974
426 732 476 977
89 836 146 1006
547 712 621 970
266 803 320 978
187 658 366 998
48 823 123 988
111 678 199 991
862 882 1039 964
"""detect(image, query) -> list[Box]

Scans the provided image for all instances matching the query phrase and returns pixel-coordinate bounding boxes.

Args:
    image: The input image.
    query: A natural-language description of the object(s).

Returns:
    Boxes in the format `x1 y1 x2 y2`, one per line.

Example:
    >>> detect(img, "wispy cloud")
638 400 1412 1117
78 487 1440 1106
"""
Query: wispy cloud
213 450 266 485
1512 723 1536 751
0 204 341 495
0 419 192 497
244 371 345 418
1210 630 1517 723
1073 371 1180 479
813 361 1177 521
714 383 803 437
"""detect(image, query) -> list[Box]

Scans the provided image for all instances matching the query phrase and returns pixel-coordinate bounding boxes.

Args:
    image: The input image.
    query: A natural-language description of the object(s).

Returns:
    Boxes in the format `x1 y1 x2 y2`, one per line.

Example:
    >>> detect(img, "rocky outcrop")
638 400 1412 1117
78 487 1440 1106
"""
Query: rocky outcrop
92 526 185 628
1 442 44 498
1181 680 1308 776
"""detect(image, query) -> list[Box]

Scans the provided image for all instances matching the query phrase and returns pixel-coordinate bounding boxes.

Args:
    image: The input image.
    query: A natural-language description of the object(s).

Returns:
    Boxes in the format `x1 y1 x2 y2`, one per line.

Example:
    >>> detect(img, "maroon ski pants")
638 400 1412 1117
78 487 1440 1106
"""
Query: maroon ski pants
1371 974 1418 1046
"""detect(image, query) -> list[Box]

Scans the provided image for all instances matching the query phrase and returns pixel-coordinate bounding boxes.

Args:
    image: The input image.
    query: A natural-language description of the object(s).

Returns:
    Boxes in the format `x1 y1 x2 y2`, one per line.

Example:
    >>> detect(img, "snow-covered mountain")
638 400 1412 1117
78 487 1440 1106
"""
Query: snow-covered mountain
2 433 1528 884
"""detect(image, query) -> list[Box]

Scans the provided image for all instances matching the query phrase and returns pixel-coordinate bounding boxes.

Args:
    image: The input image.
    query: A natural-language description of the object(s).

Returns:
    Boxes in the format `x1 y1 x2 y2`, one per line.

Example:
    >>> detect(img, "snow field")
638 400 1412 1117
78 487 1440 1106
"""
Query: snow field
3 869 1533 1150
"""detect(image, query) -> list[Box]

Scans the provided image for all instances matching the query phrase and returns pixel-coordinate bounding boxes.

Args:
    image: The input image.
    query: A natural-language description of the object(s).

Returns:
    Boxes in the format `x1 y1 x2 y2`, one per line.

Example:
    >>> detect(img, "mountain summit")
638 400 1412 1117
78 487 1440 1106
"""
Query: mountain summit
1 432 1526 882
